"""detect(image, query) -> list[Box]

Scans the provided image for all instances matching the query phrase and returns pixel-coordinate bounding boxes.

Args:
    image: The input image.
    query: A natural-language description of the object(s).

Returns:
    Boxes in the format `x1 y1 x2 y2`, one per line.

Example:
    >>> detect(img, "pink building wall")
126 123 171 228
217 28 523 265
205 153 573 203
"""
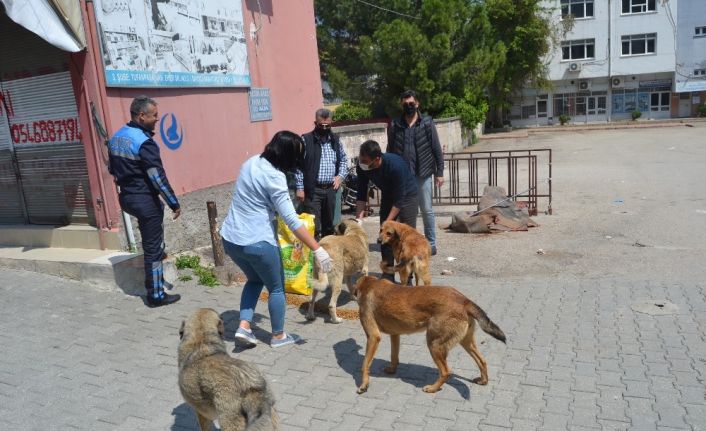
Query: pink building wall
102 0 322 195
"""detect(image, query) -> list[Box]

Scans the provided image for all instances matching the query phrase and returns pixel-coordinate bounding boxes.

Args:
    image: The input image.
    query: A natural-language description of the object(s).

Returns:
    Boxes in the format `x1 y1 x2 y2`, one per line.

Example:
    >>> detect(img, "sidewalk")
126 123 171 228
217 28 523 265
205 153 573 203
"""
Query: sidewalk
479 117 706 140
1 268 705 430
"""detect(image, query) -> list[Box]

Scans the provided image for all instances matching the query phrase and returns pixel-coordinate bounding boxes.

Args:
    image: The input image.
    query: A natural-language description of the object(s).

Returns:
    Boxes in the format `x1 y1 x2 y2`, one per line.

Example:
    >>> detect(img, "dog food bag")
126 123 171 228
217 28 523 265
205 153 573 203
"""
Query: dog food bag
277 213 315 295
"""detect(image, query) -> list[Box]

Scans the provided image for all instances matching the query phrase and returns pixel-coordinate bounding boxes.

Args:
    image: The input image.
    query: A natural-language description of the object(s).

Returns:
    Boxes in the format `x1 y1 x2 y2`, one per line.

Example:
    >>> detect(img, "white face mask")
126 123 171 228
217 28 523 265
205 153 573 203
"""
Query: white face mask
358 161 372 171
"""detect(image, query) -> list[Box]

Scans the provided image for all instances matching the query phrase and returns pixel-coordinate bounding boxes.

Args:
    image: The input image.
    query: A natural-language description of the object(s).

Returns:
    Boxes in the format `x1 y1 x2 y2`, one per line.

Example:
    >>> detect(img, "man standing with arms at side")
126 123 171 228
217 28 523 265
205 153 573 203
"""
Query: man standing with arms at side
355 140 417 283
387 90 444 256
295 108 348 239
108 95 181 307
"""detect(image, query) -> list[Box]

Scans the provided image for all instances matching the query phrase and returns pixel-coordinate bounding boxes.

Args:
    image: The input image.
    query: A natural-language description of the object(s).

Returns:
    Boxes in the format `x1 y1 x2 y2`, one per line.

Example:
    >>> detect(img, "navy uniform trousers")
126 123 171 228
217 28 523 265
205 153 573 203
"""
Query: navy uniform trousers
119 193 166 299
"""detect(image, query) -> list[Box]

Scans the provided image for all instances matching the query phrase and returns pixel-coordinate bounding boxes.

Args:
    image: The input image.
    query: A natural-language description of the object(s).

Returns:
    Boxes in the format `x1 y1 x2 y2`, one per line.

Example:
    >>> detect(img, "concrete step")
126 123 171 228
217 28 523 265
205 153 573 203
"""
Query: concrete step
0 224 123 250
0 246 176 296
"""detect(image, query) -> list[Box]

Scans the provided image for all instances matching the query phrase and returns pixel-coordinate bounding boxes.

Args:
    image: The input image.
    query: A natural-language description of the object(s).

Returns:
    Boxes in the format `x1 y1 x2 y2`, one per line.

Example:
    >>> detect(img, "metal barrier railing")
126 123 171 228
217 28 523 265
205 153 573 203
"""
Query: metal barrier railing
366 149 552 216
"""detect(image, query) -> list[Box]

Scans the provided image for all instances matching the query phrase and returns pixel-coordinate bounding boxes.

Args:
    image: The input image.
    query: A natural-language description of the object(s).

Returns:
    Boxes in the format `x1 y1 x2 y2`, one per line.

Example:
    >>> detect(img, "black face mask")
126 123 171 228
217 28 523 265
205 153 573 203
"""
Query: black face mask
403 103 417 115
315 125 331 136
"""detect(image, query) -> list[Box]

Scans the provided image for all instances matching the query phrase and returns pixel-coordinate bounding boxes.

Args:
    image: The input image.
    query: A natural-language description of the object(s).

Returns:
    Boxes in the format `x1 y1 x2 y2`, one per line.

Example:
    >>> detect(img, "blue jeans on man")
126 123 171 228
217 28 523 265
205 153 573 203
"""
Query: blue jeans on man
417 176 437 253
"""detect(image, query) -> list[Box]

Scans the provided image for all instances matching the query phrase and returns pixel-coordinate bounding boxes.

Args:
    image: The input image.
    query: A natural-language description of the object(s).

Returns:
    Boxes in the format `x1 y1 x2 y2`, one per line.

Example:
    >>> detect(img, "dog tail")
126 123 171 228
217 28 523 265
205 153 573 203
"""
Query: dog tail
465 300 506 343
244 403 278 430
310 258 330 292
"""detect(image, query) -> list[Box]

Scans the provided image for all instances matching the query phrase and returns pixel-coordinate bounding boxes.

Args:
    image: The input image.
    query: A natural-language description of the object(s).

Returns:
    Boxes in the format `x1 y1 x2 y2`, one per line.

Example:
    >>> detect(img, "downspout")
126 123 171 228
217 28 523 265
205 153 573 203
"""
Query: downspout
82 0 137 251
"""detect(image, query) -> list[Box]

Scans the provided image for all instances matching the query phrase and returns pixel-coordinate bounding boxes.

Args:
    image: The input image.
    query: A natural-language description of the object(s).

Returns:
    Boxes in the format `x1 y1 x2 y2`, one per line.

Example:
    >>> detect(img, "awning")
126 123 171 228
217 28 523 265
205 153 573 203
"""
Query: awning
1 0 86 52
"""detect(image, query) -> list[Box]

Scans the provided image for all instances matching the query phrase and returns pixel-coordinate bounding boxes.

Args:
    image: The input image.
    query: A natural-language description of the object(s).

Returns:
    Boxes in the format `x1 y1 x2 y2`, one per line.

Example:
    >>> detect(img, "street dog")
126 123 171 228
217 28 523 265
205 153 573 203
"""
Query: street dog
353 276 506 394
178 308 278 431
378 220 432 285
307 218 369 323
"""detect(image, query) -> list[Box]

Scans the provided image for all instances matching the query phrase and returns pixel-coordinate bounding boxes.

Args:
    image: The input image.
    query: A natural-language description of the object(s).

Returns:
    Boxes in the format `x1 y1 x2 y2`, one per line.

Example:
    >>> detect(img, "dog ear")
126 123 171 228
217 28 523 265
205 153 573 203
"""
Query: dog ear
217 319 225 339
179 321 185 340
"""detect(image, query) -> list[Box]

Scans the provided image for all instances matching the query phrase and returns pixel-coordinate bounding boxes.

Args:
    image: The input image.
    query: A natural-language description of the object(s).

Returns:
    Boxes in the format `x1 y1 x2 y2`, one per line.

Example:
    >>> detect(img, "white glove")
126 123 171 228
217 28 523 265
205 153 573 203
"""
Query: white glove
313 247 333 273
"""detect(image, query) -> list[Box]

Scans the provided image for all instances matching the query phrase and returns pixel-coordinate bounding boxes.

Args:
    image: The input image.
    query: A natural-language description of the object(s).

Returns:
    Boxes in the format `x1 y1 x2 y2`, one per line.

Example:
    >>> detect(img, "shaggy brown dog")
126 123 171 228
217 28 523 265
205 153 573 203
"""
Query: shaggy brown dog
378 220 432 285
178 308 278 430
352 276 506 394
308 219 369 323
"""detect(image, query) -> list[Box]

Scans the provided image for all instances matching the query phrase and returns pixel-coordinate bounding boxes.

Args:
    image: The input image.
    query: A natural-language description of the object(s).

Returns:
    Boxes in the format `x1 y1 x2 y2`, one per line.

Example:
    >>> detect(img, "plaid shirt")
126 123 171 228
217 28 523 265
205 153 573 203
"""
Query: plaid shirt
295 134 348 190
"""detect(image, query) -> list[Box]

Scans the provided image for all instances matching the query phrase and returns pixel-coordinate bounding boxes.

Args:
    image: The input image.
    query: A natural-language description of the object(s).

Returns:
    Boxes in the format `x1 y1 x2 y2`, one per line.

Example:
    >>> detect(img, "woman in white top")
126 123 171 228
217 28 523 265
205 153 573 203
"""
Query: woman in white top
220 131 333 348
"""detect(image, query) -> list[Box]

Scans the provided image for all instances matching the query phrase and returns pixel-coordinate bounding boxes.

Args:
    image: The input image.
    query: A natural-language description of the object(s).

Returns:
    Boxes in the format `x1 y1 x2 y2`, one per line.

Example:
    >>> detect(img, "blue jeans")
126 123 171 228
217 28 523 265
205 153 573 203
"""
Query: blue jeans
222 239 286 334
417 176 437 247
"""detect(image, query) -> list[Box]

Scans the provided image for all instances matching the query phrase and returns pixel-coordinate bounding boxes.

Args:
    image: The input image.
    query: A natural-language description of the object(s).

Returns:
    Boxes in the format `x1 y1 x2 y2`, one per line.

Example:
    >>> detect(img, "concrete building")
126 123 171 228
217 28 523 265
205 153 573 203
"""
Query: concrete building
510 0 706 127
0 1 322 250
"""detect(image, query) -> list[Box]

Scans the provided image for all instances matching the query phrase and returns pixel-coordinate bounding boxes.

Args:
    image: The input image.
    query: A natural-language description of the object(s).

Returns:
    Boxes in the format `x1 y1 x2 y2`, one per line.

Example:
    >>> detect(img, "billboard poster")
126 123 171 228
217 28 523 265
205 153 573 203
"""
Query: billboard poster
93 0 250 88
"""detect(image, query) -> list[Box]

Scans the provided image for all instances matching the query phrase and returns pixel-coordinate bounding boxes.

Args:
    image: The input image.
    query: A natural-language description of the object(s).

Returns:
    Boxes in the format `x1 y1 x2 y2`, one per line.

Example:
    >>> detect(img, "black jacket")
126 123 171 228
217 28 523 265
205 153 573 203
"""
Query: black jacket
387 114 444 179
300 130 343 197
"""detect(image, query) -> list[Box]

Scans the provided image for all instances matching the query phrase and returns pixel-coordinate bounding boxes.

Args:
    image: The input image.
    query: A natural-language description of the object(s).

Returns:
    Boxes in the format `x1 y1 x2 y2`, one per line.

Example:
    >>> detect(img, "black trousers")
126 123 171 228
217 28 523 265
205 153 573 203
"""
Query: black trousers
119 193 165 297
379 194 418 271
304 186 337 239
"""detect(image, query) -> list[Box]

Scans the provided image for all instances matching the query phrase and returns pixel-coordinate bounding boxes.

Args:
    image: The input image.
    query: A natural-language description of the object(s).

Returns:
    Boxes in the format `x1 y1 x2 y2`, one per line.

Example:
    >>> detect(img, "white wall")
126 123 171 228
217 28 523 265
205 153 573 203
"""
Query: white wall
676 0 706 92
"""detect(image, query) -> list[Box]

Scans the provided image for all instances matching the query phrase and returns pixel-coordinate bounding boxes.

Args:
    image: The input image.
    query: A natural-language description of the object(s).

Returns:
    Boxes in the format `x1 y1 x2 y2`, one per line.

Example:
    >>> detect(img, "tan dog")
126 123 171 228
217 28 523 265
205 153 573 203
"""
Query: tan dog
353 276 506 394
308 219 369 323
378 220 432 285
178 308 278 431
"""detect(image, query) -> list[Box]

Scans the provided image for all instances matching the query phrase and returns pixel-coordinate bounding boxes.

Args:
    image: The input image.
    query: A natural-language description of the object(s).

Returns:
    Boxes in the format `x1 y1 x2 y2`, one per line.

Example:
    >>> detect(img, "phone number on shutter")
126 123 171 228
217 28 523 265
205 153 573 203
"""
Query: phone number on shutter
10 118 82 144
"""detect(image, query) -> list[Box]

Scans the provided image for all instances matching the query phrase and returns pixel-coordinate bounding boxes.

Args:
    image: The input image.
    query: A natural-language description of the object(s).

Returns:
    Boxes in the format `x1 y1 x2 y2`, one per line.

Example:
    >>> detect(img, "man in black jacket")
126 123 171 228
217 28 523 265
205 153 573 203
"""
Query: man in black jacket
108 96 181 307
355 140 418 282
295 108 348 239
387 90 444 255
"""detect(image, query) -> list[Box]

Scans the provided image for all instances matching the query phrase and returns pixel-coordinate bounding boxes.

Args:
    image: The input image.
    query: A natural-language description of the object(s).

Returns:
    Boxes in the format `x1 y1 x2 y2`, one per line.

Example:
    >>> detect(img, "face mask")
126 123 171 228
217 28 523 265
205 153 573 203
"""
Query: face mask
358 162 372 171
403 103 417 115
315 124 331 135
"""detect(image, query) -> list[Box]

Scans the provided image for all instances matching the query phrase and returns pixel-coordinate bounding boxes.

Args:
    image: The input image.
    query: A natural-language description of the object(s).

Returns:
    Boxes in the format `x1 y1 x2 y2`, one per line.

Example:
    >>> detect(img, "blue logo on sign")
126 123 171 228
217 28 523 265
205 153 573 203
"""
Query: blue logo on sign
160 113 184 150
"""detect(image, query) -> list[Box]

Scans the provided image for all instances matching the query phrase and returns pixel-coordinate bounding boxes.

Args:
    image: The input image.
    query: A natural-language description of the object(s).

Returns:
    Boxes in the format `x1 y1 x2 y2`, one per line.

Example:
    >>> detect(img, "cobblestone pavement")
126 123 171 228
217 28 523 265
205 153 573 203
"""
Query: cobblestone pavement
1 268 705 430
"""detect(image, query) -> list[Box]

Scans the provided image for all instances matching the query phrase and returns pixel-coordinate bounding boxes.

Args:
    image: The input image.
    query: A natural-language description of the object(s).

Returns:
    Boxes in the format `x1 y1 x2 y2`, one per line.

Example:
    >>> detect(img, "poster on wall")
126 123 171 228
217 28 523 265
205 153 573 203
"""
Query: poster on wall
93 0 250 88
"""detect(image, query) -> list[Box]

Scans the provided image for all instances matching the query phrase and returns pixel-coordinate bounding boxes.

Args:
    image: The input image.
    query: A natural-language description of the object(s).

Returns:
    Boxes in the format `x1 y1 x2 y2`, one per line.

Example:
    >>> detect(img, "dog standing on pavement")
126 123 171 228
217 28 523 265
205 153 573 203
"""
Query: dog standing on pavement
307 219 369 323
352 276 506 394
378 220 432 285
178 308 278 431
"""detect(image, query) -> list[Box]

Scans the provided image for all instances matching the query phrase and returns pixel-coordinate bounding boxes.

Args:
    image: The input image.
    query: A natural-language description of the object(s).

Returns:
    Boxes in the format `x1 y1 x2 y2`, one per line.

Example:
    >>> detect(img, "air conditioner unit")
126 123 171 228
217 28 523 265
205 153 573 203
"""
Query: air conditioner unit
578 80 591 91
611 77 624 88
568 62 581 72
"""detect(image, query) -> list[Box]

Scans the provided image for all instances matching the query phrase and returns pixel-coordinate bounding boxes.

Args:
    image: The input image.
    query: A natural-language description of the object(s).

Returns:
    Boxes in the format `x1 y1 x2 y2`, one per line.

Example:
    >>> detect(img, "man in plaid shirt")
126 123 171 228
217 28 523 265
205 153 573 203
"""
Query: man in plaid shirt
295 108 348 239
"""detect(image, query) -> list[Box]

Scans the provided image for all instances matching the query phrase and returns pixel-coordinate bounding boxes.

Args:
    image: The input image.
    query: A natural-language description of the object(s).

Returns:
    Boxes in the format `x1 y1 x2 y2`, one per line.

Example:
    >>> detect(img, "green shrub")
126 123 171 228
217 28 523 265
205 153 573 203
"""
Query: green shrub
194 265 219 287
558 114 571 125
631 110 642 121
332 101 372 122
175 254 200 269
699 104 706 117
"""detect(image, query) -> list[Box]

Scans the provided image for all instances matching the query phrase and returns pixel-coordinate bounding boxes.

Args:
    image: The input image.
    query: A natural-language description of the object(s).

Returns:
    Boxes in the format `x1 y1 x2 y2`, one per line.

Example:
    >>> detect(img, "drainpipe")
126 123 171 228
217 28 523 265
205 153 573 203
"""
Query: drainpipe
607 0 613 122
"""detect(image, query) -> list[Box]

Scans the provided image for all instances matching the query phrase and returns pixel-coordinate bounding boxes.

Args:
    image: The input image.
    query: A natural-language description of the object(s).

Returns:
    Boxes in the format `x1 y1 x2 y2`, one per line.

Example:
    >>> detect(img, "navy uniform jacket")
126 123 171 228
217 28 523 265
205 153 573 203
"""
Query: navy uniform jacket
108 121 180 211
356 153 417 208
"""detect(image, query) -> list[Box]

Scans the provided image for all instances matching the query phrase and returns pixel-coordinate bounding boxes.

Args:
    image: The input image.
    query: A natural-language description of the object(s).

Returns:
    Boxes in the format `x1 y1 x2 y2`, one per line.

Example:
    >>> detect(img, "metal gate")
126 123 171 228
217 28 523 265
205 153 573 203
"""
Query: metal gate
0 11 94 225
0 72 94 225
366 149 552 216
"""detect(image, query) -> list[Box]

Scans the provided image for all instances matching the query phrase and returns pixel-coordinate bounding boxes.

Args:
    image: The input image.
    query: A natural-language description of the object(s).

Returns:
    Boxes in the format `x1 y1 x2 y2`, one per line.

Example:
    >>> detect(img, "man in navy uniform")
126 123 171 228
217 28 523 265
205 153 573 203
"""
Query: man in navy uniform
108 96 181 307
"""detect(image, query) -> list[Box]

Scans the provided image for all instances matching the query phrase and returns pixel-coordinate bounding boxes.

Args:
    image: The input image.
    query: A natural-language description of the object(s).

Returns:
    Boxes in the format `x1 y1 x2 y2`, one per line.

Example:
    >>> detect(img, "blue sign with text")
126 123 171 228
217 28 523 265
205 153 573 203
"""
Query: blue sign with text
249 88 272 122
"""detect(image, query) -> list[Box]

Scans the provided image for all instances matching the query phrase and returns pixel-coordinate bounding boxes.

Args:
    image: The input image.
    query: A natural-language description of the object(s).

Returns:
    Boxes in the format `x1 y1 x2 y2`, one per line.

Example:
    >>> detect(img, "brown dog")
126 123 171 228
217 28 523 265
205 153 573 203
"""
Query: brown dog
378 220 432 285
353 276 506 394
178 308 278 431
308 219 369 323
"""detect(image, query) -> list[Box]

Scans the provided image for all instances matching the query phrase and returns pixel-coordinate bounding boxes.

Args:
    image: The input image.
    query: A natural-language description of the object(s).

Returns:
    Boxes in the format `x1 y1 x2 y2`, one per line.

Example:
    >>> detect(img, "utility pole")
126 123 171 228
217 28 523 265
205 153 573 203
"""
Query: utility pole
607 0 613 123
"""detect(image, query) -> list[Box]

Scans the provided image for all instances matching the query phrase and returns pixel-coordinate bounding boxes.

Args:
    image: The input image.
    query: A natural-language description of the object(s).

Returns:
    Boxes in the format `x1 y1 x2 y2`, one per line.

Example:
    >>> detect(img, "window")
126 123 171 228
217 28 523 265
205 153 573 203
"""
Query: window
696 26 706 37
621 33 656 56
695 69 706 77
561 0 594 19
650 92 670 112
561 39 595 60
622 0 656 14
